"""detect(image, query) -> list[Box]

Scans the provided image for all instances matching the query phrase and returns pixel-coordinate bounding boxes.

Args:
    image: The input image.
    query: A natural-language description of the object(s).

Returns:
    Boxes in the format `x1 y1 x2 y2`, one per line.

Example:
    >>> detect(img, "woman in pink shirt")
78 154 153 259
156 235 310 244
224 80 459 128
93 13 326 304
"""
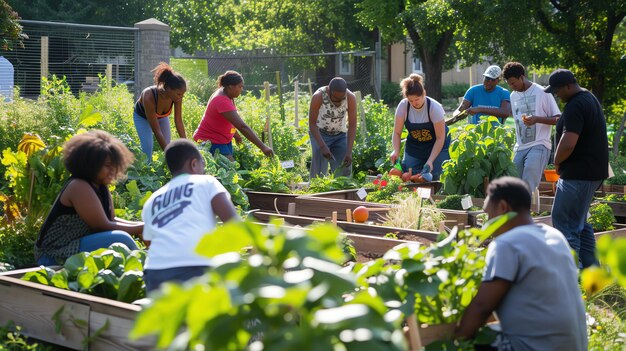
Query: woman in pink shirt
193 71 273 160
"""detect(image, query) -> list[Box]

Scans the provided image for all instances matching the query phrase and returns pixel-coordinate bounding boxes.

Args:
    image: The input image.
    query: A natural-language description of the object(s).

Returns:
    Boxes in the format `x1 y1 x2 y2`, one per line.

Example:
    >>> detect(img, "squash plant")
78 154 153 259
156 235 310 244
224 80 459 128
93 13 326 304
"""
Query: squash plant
441 117 517 197
22 243 146 303
352 215 512 350
130 221 406 350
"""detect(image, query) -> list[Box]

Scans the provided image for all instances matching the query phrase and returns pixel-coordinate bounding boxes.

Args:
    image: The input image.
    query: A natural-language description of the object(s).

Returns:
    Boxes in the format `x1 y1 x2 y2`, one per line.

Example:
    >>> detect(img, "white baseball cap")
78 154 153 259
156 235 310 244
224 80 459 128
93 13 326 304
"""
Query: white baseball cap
483 65 502 79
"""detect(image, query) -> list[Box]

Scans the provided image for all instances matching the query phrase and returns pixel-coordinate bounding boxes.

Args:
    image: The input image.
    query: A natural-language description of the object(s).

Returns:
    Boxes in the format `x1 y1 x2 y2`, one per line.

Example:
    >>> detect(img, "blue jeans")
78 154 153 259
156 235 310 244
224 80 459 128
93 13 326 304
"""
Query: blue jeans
133 112 171 161
514 145 549 192
551 179 602 268
144 266 208 292
402 148 450 181
310 131 351 179
36 230 138 266
209 142 233 157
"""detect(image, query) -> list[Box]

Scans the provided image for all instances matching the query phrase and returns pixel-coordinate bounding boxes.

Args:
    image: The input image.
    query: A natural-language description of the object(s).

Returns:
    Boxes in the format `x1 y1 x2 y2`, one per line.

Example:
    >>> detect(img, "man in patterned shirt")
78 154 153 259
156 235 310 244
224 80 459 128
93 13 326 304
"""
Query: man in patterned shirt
308 77 357 179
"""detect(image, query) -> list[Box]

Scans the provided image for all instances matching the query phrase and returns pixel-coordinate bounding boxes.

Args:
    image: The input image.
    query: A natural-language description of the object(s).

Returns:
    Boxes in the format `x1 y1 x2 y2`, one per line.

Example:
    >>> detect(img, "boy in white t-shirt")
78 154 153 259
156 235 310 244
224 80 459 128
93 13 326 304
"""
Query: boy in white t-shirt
503 62 561 192
142 139 239 292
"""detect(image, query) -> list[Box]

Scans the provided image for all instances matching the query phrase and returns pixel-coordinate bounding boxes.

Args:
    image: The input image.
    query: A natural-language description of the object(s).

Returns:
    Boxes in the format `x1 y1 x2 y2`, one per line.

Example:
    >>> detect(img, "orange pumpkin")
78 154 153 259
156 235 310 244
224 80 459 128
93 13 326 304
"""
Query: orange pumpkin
389 168 403 177
353 206 369 223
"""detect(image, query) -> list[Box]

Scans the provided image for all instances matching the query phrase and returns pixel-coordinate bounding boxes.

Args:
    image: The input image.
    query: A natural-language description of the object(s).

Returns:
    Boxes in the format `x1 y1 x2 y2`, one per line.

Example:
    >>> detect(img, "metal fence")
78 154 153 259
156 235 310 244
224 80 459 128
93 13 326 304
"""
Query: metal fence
173 50 381 99
0 20 137 98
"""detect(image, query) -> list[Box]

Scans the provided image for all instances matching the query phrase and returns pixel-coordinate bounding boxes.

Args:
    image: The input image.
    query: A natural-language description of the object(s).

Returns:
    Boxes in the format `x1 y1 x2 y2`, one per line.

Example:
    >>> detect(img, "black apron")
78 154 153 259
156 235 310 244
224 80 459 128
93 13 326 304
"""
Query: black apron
404 97 451 159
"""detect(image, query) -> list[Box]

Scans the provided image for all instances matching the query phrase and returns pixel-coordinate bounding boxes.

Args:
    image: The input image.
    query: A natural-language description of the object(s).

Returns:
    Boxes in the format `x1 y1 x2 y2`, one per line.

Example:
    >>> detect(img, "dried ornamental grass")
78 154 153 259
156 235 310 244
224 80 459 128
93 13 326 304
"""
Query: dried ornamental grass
382 193 445 232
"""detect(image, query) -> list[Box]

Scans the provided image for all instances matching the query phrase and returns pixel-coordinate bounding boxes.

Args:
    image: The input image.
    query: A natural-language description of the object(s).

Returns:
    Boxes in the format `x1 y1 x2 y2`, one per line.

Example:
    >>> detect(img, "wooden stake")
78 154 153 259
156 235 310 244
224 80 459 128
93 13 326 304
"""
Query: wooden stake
354 91 366 140
307 78 313 95
294 79 299 128
105 64 112 88
331 211 338 225
406 314 422 350
287 203 296 216
40 36 49 83
263 81 273 148
345 208 352 222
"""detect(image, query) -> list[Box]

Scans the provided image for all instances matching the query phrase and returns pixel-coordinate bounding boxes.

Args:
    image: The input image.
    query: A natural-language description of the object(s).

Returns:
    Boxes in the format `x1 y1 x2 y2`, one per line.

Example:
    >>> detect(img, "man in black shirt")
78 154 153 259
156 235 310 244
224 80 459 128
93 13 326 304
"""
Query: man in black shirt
545 69 608 268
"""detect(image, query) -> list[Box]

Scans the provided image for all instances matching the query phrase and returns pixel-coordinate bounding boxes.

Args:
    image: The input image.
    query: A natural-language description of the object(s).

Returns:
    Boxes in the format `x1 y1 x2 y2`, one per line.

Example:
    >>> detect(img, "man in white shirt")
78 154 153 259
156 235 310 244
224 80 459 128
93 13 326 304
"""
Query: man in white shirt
503 62 561 192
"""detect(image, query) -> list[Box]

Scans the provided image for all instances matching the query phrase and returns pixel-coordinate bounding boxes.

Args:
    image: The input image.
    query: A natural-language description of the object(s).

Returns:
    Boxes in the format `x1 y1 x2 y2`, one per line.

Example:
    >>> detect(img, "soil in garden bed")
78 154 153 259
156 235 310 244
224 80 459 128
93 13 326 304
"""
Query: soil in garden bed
356 251 384 263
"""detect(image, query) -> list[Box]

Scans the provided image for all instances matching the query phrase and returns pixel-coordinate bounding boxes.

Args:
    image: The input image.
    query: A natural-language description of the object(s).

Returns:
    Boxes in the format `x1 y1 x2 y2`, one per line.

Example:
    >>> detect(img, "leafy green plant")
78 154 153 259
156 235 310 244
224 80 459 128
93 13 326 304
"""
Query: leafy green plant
605 174 626 185
198 146 250 209
308 174 361 193
0 321 52 351
352 214 513 349
130 221 405 350
240 156 302 193
601 194 626 202
1 134 68 219
22 244 147 303
589 203 616 232
0 215 41 269
365 175 415 203
352 96 395 174
436 194 466 211
441 118 517 197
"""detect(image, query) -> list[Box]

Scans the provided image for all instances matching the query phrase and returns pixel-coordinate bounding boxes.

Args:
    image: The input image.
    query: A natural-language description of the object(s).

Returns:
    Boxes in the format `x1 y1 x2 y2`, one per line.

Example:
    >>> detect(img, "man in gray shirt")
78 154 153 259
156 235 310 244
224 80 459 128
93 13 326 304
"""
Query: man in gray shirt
455 177 587 351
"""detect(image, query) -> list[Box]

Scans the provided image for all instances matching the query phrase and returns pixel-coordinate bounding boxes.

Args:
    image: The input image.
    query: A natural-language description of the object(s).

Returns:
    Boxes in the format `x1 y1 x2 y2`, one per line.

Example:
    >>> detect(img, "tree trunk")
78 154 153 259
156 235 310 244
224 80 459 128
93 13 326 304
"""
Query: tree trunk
419 31 453 103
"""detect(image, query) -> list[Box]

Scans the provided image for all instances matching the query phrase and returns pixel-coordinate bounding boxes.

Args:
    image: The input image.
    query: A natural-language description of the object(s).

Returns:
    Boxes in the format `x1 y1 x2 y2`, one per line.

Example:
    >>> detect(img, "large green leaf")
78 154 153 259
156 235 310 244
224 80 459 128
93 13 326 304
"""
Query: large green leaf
78 104 103 128
117 271 144 303
196 221 256 257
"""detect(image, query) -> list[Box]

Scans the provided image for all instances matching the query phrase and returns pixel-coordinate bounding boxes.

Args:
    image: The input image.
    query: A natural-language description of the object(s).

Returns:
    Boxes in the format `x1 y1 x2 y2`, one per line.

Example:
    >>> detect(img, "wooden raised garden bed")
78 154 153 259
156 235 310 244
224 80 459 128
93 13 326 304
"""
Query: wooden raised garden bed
291 196 475 227
252 211 441 244
246 188 361 213
0 268 154 351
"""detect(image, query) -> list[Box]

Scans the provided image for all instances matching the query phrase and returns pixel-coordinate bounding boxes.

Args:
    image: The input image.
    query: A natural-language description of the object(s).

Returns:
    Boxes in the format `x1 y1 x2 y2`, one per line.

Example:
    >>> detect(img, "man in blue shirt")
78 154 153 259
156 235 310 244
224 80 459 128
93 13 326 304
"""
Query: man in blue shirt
453 65 511 124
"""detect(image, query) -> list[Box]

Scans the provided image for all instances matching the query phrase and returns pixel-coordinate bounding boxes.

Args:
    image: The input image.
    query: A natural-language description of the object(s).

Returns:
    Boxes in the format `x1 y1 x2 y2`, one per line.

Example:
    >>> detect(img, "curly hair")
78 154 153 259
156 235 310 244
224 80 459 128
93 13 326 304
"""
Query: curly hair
400 74 425 98
152 62 186 90
502 62 526 80
63 130 134 182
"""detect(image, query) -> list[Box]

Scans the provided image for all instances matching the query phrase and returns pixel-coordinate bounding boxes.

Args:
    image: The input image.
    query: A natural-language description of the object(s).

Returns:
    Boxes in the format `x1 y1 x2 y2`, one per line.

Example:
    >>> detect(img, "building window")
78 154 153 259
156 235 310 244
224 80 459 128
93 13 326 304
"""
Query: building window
412 57 423 73
339 54 354 75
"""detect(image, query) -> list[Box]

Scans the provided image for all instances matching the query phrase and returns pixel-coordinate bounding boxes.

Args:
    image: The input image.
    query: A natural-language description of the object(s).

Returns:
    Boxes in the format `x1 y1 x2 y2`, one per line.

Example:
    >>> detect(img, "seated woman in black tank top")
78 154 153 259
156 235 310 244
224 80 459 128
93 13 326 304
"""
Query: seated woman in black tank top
35 130 144 265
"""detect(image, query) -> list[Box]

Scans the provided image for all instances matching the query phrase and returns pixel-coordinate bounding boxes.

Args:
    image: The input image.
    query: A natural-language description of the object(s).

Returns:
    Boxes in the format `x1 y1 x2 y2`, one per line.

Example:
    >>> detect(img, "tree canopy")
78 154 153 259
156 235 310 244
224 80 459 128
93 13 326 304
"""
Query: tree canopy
0 0 25 50
7 0 147 27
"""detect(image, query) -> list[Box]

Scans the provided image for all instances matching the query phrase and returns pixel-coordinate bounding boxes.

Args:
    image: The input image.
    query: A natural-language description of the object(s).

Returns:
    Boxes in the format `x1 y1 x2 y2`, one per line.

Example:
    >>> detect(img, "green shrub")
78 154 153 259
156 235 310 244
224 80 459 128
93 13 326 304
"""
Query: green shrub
589 203 616 232
352 96 395 174
605 174 626 185
381 81 402 107
0 216 41 269
441 83 469 99
436 194 465 210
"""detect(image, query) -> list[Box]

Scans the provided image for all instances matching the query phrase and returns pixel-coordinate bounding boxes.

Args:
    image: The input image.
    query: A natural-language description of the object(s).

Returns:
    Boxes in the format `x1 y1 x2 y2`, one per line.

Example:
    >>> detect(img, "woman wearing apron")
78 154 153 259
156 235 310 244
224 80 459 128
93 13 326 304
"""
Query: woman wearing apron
390 74 450 180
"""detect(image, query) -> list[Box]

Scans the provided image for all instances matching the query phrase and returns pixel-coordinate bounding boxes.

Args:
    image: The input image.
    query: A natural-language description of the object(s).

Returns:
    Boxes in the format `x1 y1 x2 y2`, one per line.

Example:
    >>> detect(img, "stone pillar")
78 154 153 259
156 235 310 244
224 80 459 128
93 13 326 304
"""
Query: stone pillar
134 18 170 98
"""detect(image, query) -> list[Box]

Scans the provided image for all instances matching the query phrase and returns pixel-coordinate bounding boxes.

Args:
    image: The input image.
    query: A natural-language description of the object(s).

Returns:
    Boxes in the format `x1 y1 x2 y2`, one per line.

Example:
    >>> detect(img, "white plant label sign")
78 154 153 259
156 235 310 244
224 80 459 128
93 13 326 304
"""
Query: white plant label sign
417 187 431 199
281 160 295 169
356 187 368 200
461 195 473 210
